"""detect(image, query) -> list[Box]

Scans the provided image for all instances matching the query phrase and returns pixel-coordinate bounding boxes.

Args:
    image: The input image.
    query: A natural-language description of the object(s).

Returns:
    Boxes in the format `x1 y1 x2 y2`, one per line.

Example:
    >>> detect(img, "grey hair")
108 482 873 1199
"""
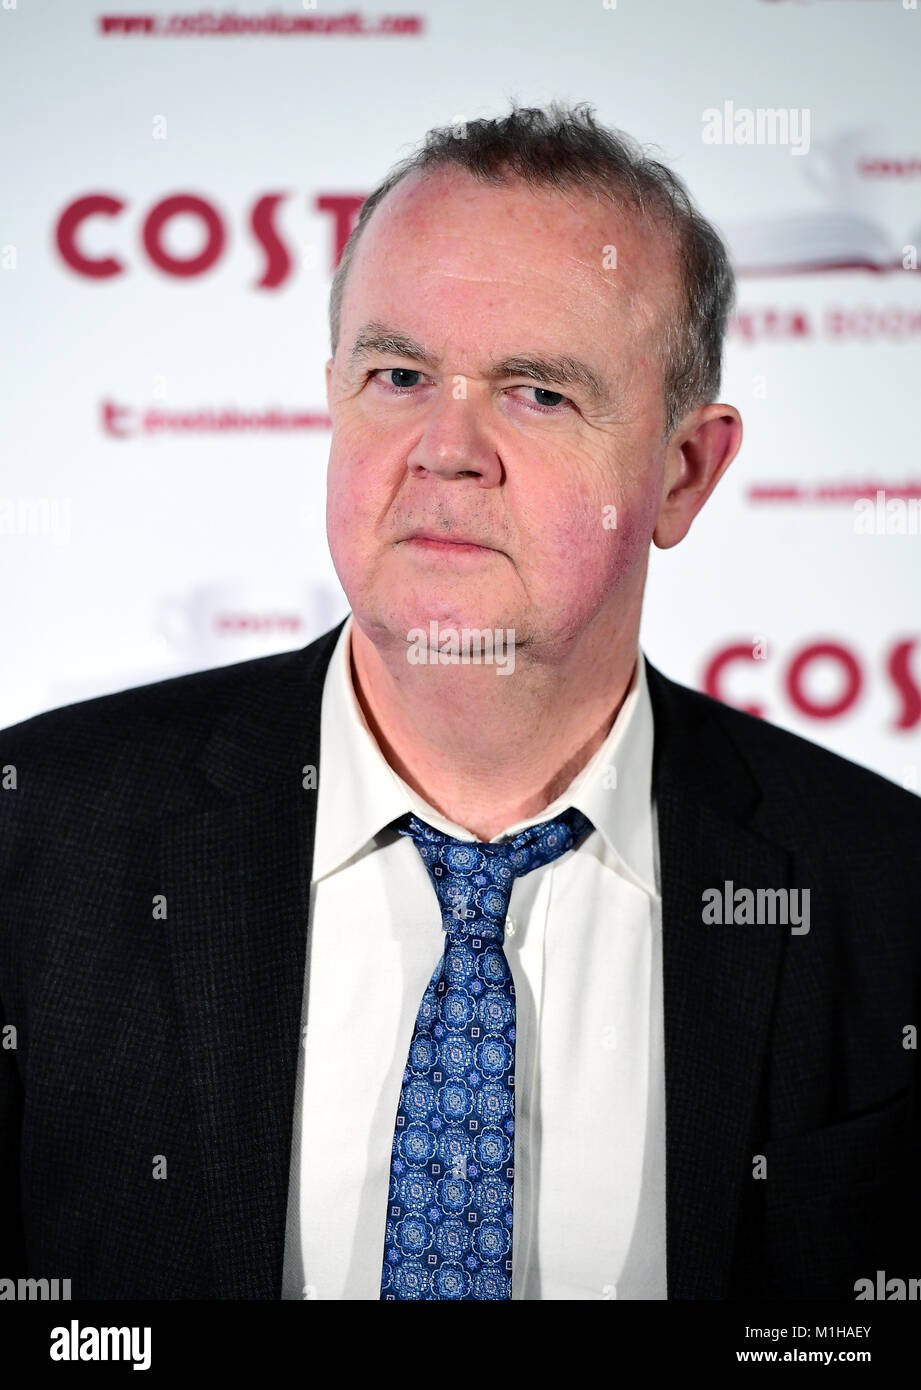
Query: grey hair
328 100 736 439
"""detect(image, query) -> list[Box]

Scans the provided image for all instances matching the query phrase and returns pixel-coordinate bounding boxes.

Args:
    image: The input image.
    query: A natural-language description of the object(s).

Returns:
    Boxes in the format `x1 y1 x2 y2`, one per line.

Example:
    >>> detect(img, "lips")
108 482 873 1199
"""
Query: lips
404 530 491 549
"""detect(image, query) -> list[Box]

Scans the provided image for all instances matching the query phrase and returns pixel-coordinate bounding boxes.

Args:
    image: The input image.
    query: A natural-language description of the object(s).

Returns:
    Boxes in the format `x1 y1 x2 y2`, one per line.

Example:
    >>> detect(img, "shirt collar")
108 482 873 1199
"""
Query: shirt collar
312 613 656 897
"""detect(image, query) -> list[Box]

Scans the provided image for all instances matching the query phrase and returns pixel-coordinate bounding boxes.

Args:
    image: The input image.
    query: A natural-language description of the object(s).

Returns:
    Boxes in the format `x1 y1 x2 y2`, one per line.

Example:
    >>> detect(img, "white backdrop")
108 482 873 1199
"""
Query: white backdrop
2 0 920 791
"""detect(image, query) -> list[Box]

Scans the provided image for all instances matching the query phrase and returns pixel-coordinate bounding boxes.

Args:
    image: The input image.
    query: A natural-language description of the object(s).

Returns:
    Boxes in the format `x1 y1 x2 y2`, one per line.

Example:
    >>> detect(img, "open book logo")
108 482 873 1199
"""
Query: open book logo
721 127 921 274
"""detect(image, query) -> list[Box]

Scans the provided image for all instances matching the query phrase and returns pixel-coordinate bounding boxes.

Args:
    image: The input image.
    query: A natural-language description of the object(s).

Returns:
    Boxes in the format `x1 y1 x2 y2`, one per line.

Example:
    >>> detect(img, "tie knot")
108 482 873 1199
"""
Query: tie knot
396 806 593 944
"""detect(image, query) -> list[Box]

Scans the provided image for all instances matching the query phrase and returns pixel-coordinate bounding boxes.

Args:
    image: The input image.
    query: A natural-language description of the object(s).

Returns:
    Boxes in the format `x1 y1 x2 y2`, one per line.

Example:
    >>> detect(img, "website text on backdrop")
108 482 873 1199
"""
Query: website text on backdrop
1 103 918 1301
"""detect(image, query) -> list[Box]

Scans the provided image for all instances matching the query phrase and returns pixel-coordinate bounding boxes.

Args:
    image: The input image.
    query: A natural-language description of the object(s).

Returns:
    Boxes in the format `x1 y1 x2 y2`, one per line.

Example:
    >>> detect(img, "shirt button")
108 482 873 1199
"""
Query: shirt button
505 917 517 937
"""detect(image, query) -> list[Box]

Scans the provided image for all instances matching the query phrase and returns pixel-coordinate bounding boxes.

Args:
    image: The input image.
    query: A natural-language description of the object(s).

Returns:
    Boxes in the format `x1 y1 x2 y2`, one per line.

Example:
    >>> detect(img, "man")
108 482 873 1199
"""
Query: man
1 103 918 1301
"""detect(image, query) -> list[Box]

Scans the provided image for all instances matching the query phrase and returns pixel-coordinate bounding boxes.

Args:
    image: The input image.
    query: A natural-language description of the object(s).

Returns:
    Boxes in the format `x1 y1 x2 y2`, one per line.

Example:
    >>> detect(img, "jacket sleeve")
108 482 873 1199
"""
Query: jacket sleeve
0 992 26 1273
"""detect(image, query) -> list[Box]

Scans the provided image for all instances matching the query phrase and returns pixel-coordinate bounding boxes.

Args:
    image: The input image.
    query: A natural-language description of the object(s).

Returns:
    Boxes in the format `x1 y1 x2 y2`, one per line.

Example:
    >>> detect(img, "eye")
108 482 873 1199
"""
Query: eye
513 385 573 414
369 367 426 392
368 369 574 414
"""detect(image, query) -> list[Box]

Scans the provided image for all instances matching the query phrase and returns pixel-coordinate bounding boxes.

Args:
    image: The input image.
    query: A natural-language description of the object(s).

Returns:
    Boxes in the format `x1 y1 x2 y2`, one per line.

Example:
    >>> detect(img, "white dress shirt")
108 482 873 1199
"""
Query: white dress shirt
281 614 666 1300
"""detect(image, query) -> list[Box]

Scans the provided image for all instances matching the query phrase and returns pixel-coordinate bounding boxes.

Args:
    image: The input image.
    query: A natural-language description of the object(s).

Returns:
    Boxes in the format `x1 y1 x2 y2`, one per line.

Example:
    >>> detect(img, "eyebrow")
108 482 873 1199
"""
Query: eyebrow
348 320 611 408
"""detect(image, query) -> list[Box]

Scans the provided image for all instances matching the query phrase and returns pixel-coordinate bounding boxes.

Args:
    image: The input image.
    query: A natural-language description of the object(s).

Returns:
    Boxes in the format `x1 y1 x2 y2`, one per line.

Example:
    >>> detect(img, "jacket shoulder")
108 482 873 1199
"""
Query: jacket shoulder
644 657 921 845
0 622 343 827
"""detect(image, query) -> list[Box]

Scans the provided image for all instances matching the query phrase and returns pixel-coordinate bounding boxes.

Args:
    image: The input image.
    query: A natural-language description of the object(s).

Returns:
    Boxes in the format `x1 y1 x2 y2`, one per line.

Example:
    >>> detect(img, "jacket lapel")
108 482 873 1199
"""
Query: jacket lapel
160 621 345 1298
646 658 792 1298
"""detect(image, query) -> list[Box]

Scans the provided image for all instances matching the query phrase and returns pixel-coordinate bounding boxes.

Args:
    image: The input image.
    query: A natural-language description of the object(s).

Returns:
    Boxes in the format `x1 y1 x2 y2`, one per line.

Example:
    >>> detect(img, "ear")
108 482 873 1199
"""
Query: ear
652 403 743 550
325 357 334 414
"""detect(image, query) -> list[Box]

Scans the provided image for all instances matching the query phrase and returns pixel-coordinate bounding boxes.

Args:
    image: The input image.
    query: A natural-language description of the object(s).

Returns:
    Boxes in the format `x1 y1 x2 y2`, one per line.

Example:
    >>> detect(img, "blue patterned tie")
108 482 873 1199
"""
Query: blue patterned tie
380 805 594 1300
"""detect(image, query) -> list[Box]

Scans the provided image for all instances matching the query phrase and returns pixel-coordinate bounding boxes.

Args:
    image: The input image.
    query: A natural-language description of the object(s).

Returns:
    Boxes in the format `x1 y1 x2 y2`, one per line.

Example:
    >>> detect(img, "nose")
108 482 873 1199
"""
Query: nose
405 392 503 487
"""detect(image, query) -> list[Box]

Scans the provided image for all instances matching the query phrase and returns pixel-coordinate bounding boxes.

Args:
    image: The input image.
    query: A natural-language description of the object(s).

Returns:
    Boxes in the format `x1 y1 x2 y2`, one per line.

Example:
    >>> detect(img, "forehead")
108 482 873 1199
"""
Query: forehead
342 166 678 360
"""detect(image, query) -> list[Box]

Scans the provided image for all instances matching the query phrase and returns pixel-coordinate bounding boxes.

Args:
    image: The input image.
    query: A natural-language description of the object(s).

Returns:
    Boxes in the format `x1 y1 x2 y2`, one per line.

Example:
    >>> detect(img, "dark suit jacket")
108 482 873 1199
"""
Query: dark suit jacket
1 617 918 1299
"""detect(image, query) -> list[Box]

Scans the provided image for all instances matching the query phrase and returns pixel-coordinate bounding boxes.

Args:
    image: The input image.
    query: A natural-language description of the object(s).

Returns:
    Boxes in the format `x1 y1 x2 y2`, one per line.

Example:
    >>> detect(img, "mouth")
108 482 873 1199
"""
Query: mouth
401 530 494 554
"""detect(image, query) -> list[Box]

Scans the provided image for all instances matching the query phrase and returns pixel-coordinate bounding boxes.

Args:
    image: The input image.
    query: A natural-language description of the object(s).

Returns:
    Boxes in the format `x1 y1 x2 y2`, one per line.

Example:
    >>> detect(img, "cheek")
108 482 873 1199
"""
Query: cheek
325 448 370 579
324 458 350 552
597 489 660 590
529 486 652 603
605 488 655 555
326 432 382 541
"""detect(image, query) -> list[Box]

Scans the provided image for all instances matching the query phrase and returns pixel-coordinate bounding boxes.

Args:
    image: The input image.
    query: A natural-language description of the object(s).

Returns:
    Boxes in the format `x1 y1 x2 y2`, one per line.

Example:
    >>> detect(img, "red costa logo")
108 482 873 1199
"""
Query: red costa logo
704 639 921 731
54 192 365 287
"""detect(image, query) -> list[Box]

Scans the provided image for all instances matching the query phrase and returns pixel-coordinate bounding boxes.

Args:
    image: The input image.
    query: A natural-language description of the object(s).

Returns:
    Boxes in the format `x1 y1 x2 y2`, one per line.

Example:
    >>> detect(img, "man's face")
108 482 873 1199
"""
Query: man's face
325 167 679 657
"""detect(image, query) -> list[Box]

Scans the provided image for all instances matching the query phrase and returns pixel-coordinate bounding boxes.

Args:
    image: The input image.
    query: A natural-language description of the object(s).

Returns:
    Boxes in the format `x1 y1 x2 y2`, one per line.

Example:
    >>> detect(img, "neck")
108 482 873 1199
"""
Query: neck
348 613 639 841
